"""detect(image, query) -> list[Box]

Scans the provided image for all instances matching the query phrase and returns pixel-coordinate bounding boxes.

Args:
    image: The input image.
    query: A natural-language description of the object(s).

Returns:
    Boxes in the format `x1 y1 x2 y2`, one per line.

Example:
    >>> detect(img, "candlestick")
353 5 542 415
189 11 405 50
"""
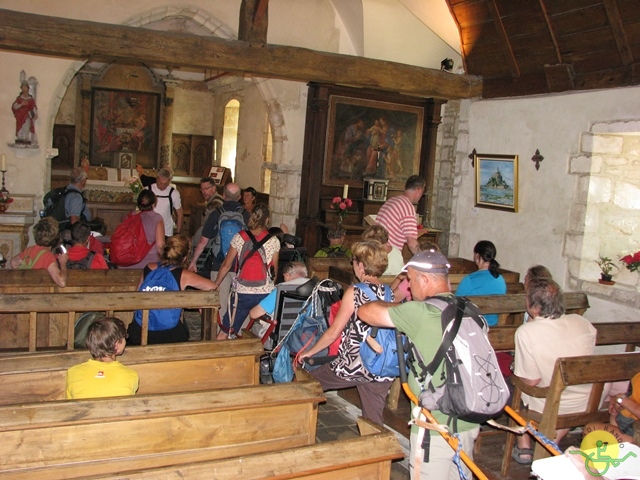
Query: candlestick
0 154 5 172
343 184 349 199
0 171 8 195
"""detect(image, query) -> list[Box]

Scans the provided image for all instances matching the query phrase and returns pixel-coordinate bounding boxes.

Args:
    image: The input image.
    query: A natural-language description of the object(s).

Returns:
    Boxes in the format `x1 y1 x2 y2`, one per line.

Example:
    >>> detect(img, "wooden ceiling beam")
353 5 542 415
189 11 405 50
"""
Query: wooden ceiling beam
239 0 269 44
538 0 563 65
0 9 482 100
485 0 519 78
602 0 634 66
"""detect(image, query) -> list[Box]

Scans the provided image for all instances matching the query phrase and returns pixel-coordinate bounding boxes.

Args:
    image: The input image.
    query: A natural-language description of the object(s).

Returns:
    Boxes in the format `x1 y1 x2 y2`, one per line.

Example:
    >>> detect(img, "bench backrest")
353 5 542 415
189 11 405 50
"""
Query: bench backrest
0 338 263 405
307 257 353 280
0 268 141 293
87 418 403 480
0 381 325 480
0 290 220 350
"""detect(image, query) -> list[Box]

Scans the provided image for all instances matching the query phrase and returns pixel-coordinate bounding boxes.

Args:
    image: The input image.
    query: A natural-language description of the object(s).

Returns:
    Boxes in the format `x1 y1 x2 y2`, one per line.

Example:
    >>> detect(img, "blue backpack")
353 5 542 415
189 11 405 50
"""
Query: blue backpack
212 206 245 263
134 266 181 331
357 283 408 378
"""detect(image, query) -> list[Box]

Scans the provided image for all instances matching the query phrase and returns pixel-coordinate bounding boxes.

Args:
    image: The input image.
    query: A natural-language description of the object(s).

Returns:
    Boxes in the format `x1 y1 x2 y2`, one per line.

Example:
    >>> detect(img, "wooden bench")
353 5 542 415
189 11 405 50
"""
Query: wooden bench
0 381 325 480
0 268 142 294
328 266 524 293
0 290 220 351
87 417 403 480
469 291 589 326
307 256 353 280
502 351 640 475
0 338 263 405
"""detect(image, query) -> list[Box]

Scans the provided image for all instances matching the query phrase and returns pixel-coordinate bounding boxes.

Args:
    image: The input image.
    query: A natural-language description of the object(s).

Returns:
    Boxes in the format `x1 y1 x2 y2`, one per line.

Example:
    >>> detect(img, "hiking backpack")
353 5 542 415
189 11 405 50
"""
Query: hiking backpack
235 230 273 288
356 283 408 378
109 212 154 266
42 186 86 225
134 266 181 331
406 295 509 430
212 206 246 263
66 251 95 270
320 245 349 258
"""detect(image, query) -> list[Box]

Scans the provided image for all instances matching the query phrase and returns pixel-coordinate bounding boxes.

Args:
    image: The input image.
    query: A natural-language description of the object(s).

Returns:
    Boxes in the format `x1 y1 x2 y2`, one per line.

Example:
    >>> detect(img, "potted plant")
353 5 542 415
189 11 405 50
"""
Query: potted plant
595 256 618 285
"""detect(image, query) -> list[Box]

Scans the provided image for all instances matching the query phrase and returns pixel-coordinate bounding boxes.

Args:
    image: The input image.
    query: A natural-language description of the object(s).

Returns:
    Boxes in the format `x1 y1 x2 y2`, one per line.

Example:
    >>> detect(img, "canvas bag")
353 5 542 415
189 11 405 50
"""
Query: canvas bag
408 295 510 430
109 212 154 266
133 266 181 331
357 283 408 377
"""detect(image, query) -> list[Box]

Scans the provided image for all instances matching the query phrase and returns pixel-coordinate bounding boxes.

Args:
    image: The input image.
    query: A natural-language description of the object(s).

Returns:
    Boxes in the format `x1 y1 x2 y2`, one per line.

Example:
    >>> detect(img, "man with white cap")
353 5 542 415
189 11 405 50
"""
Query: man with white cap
358 250 480 479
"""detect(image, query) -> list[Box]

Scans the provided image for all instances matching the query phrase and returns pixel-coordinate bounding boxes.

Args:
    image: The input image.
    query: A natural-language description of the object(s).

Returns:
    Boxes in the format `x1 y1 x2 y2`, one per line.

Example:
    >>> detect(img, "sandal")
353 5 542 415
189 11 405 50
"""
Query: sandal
512 446 533 465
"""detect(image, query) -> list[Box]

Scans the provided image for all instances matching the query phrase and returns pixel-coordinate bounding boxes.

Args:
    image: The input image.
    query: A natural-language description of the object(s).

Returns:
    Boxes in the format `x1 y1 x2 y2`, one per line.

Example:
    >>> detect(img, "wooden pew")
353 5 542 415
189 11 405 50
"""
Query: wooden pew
0 290 219 351
328 265 524 293
469 291 589 326
502 351 640 475
307 256 353 280
0 268 142 294
0 338 263 405
0 269 144 348
0 382 325 480
88 417 403 480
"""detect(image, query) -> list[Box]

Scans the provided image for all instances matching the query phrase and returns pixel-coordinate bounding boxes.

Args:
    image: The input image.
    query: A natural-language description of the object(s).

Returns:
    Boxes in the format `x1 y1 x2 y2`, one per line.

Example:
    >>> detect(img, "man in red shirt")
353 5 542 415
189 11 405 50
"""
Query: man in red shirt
375 175 425 255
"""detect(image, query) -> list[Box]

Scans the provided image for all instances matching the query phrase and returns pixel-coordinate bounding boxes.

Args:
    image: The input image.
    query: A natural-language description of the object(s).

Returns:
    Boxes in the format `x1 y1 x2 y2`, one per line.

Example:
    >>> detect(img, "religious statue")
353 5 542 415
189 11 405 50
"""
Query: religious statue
11 71 38 146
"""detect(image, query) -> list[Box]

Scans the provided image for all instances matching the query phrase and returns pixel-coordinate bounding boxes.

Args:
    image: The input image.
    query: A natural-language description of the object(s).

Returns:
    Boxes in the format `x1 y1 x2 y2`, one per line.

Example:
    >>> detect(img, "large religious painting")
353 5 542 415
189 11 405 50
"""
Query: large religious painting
323 96 423 190
90 88 160 168
475 154 518 212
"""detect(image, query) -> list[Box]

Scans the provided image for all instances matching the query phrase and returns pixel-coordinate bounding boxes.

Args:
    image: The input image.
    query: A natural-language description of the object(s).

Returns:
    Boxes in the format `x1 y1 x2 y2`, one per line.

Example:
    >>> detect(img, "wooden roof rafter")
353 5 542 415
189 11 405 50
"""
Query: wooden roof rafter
602 0 634 66
485 0 519 78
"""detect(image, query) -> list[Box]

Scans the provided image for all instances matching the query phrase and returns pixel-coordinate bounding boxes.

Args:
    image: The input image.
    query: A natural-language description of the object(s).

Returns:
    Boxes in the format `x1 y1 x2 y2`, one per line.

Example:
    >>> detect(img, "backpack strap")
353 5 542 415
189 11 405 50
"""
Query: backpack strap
238 230 272 271
19 248 47 269
355 283 391 340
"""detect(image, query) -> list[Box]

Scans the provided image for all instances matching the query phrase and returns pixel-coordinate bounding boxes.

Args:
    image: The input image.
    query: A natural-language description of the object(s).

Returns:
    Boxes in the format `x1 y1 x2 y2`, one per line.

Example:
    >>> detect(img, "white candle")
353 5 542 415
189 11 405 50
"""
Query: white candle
343 184 349 199
0 154 5 172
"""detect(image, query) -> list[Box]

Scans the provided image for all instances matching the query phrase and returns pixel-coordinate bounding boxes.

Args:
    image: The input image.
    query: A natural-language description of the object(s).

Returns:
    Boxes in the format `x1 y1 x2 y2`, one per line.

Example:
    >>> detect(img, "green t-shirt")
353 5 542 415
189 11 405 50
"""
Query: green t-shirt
388 294 478 434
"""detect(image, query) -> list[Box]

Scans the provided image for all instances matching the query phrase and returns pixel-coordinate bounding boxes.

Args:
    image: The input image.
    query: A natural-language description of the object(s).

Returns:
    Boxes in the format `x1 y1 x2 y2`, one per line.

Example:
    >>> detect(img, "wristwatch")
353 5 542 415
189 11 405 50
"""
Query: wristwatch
617 397 624 405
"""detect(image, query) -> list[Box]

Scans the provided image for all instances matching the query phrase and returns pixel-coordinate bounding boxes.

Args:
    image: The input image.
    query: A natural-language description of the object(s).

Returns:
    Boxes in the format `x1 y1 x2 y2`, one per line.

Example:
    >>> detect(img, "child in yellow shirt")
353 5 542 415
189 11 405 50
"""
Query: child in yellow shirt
66 317 139 399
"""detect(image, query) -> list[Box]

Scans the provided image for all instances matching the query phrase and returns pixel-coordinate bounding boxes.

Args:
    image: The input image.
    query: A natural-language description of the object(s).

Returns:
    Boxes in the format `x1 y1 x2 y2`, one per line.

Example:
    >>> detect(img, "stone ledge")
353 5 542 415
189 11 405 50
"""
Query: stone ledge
574 278 640 309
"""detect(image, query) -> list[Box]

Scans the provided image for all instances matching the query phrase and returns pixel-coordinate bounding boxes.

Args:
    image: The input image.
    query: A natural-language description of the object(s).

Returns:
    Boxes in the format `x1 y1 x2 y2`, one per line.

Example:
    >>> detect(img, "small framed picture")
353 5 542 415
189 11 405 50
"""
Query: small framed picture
474 154 518 212
118 152 134 169
206 166 227 184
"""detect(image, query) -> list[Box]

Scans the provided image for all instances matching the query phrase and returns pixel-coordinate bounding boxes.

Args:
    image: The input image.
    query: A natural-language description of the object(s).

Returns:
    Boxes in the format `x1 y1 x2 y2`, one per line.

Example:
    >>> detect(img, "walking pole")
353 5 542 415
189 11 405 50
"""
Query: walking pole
395 330 489 480
502 405 562 456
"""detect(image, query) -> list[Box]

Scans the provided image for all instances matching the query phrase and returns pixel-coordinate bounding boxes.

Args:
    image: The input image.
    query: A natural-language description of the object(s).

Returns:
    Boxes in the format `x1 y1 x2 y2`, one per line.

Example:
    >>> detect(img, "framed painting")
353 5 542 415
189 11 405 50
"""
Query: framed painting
90 88 160 169
323 95 424 190
475 154 518 212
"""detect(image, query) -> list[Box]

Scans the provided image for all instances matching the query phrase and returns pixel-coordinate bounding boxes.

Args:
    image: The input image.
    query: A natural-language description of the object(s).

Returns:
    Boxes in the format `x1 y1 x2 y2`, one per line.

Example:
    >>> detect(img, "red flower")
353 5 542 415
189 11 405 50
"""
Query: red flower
332 196 342 204
339 202 346 210
345 198 353 208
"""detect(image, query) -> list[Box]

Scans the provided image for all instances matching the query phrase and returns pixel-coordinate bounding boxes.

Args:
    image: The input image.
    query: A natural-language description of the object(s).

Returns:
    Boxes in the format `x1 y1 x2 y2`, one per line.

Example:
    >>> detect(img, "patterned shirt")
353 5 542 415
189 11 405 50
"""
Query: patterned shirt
375 194 418 250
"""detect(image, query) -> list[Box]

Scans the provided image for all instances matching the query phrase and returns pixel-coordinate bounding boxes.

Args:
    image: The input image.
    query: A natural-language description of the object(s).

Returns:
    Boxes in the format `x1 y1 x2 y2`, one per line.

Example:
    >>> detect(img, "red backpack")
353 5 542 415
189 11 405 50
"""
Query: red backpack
235 230 273 288
110 212 154 266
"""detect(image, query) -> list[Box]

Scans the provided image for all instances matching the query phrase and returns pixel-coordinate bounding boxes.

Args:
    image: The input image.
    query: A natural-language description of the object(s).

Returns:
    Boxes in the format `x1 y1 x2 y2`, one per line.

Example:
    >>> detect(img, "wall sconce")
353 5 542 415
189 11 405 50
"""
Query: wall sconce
441 58 454 72
531 149 544 170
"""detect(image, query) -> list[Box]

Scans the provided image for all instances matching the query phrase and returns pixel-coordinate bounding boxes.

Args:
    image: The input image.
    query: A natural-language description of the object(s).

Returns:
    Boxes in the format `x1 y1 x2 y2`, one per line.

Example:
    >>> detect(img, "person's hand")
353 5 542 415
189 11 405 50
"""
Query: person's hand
296 349 310 365
211 283 219 291
187 262 197 273
609 395 624 415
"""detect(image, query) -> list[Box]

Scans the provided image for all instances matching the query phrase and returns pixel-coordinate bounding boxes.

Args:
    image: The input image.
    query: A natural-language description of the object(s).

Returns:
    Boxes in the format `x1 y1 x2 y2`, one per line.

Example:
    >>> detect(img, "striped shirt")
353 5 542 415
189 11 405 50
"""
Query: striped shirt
375 194 418 250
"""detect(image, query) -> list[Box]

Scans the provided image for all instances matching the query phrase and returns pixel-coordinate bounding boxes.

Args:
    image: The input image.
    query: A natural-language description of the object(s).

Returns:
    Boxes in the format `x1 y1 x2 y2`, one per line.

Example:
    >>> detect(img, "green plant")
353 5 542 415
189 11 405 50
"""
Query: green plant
595 256 619 276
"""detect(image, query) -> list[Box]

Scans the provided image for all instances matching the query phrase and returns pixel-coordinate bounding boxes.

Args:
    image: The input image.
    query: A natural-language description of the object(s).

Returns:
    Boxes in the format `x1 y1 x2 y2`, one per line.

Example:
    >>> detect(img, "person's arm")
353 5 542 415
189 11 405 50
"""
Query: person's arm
249 303 268 319
270 249 279 283
614 394 640 418
406 236 419 254
155 219 165 255
174 207 184 235
357 301 396 328
180 269 217 290
297 286 356 363
212 245 238 289
69 214 81 225
188 235 210 272
48 253 68 287
9 253 23 269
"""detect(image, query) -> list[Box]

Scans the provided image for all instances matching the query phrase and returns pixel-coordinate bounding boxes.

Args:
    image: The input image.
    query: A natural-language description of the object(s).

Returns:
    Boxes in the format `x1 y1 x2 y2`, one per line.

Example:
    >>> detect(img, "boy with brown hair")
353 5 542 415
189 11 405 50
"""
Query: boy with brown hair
65 317 139 399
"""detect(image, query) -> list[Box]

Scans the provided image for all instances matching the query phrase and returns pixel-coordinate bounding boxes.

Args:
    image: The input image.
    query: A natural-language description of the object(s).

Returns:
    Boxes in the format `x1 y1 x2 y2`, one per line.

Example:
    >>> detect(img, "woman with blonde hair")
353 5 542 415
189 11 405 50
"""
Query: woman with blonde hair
127 235 216 345
297 240 395 426
214 203 280 340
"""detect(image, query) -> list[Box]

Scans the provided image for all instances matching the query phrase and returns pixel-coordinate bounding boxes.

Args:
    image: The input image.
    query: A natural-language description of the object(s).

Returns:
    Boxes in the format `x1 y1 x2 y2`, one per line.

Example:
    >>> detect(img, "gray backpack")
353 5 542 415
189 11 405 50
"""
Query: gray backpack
407 296 509 431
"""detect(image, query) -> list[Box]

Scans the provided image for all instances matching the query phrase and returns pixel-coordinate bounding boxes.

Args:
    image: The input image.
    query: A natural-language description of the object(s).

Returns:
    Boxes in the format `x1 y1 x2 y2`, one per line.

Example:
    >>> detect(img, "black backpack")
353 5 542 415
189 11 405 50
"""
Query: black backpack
43 186 86 226
66 251 95 270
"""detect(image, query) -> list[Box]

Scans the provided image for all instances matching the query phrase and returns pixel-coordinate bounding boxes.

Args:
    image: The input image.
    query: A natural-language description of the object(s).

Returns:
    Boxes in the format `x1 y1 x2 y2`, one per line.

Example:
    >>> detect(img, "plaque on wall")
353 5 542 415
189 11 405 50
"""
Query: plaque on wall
207 166 227 184
363 177 389 201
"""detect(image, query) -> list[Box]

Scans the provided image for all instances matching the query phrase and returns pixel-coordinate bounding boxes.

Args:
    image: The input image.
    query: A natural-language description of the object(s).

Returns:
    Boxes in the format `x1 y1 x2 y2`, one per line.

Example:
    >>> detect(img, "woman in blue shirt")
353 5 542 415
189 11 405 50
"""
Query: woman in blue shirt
456 240 506 326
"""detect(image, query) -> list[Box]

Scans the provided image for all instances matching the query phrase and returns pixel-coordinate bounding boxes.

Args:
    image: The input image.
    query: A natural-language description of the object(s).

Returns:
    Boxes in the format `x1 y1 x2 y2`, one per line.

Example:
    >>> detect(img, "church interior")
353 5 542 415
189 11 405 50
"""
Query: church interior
1 1 640 478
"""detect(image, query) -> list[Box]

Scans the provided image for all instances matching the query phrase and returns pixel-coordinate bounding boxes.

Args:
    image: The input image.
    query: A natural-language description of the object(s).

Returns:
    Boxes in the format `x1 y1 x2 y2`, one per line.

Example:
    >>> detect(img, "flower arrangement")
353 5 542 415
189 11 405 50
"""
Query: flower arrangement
620 251 640 273
123 176 144 200
331 196 353 224
0 193 13 213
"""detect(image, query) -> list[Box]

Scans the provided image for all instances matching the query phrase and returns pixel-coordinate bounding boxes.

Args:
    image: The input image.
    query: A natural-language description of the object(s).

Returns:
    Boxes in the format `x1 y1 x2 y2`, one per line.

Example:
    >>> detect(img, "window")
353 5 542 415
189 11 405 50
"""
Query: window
221 99 240 179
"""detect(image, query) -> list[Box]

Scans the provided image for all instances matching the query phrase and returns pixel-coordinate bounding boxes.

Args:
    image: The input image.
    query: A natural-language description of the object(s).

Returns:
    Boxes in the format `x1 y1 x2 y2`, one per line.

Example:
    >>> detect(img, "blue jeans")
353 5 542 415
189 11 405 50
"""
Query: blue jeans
221 290 268 335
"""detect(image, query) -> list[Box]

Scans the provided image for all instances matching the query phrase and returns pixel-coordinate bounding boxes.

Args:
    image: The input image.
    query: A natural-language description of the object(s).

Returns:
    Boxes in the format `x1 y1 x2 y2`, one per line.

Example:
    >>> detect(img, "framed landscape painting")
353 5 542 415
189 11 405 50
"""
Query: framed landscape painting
323 95 424 190
475 154 518 212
